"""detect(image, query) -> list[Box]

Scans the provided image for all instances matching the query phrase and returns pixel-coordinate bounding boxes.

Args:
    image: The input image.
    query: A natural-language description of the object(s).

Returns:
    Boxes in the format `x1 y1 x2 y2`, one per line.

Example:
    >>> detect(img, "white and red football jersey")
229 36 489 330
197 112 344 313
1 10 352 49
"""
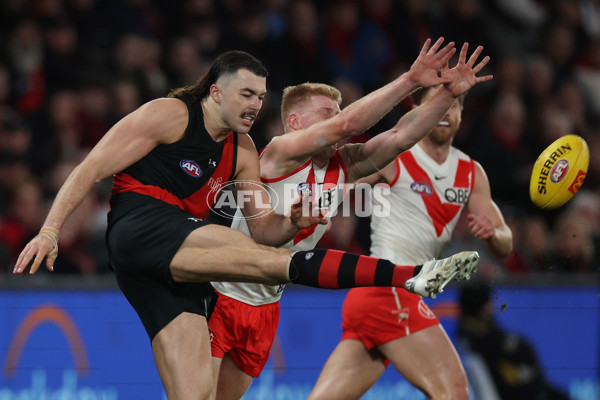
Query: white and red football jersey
212 150 349 305
370 144 475 265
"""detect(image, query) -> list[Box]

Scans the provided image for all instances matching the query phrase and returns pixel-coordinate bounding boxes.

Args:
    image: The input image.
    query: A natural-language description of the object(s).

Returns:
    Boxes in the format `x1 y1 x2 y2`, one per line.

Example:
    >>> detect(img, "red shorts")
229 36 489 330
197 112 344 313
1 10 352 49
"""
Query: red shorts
208 292 280 378
341 287 439 350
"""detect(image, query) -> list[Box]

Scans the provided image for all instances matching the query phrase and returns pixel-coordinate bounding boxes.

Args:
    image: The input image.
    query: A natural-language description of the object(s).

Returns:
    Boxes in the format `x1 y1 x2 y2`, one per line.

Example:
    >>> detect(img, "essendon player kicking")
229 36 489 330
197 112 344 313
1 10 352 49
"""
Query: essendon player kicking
14 49 476 400
308 87 513 400
209 41 491 400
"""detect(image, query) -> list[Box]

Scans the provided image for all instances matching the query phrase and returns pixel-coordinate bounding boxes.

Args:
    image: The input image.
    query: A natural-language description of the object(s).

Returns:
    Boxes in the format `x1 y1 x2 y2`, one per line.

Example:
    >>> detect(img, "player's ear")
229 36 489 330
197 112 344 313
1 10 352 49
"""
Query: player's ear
287 113 300 130
209 84 221 104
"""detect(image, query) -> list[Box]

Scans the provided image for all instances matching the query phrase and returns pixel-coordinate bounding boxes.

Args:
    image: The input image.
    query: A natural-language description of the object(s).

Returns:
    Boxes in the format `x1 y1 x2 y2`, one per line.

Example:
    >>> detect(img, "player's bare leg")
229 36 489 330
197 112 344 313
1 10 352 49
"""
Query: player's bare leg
152 312 213 400
308 340 387 400
170 224 293 285
210 356 222 400
380 325 469 400
212 354 254 400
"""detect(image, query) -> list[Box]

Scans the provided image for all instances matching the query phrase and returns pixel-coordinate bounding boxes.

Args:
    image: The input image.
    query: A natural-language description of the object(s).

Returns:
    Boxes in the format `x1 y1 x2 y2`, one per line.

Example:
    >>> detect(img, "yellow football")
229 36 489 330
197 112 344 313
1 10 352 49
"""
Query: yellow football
529 134 589 209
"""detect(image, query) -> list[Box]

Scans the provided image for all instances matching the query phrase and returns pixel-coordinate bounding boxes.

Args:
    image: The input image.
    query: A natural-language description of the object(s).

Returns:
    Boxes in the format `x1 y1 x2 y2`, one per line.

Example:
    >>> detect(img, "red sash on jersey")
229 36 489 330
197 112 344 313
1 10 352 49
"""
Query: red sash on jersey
293 152 347 245
400 151 474 237
111 134 236 219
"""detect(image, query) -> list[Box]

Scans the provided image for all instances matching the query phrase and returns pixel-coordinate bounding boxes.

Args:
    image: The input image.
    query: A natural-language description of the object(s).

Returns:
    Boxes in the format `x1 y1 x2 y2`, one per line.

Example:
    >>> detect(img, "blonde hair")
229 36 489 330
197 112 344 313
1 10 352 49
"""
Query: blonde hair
281 83 342 126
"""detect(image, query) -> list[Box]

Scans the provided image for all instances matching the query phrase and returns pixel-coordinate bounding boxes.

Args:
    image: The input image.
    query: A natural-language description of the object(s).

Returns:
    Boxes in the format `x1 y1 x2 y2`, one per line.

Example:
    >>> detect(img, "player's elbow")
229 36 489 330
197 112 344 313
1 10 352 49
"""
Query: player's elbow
393 130 418 153
493 230 513 258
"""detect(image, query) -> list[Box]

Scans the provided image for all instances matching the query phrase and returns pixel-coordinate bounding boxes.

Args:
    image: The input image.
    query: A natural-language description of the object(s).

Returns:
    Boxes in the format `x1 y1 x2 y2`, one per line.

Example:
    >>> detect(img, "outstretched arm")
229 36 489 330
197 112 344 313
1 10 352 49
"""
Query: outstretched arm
342 43 492 183
14 98 189 274
467 162 513 258
261 38 456 176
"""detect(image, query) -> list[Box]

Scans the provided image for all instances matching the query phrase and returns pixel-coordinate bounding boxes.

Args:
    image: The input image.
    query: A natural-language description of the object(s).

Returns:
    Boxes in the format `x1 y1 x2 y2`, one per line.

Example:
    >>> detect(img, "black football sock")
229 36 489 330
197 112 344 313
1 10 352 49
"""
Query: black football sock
413 265 423 276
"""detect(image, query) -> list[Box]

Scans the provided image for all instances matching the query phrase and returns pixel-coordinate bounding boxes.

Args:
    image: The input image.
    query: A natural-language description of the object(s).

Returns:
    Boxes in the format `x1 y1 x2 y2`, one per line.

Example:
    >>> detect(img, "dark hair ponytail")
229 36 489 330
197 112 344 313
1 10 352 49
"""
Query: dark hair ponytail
168 51 268 102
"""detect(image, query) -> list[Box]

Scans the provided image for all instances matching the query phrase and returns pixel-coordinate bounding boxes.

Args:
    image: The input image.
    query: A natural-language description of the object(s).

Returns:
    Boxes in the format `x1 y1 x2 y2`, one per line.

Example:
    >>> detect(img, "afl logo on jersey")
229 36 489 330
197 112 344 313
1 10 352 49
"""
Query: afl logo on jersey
410 181 433 196
180 160 203 178
550 159 569 183
297 182 313 197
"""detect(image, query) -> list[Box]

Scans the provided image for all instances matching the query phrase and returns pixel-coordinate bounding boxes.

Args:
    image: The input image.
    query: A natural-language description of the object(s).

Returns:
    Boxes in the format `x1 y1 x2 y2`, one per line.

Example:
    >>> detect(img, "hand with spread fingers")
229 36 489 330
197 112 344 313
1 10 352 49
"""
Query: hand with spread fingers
405 37 457 88
14 226 59 274
443 43 493 97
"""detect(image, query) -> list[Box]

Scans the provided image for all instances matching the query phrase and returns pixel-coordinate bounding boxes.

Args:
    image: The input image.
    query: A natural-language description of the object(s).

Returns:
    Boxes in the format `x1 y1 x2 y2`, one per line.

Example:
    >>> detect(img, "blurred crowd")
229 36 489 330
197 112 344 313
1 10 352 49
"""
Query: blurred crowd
0 0 598 277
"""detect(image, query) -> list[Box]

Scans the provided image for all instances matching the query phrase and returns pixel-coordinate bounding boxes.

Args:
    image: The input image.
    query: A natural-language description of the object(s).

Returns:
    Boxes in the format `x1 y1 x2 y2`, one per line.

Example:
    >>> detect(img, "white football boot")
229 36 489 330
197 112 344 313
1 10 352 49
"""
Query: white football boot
405 251 480 298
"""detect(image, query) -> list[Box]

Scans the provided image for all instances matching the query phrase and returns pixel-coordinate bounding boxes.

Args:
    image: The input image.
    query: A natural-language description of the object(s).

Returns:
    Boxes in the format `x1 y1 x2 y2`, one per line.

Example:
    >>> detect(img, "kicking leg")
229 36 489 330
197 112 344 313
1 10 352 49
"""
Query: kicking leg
171 224 292 284
152 312 213 400
379 324 469 400
171 224 478 293
308 340 387 400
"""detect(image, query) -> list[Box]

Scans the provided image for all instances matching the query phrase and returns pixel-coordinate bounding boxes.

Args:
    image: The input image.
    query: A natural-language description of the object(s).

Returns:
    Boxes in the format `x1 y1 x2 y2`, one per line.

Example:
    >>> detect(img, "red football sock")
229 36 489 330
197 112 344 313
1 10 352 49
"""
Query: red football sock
289 248 416 289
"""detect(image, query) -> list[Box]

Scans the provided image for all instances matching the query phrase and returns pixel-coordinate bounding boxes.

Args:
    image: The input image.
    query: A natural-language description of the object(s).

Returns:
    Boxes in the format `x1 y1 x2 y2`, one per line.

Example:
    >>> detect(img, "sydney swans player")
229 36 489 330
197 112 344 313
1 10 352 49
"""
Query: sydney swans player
209 40 491 400
308 85 512 400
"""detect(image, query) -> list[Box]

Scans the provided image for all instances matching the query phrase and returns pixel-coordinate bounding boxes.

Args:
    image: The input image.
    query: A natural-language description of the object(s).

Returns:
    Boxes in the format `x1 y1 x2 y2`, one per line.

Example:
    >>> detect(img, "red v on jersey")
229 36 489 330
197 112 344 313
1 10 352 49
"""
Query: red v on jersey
400 152 473 237
293 156 342 245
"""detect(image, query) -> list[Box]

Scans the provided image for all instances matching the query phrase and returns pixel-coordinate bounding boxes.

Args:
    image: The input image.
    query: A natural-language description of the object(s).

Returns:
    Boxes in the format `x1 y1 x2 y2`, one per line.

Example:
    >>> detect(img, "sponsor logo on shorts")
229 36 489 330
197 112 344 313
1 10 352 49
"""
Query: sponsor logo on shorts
410 182 433 196
180 160 203 178
418 299 436 319
550 159 569 183
392 306 410 323
305 252 314 260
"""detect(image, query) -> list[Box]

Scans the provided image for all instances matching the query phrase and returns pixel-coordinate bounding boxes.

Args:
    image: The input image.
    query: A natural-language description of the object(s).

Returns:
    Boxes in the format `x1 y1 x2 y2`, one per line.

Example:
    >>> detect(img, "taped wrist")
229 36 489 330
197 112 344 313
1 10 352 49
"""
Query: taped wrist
39 226 59 262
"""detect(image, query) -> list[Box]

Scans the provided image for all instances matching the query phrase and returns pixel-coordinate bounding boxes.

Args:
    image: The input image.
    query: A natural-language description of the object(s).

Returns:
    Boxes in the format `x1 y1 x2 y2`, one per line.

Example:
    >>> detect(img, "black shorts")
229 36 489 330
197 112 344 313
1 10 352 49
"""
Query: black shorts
107 192 217 341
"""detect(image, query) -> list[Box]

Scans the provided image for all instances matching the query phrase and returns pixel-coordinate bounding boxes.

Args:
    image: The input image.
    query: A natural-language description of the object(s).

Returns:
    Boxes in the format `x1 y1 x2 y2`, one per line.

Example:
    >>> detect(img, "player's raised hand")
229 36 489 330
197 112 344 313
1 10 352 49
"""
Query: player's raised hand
13 226 59 274
406 37 456 88
443 43 493 97
467 213 496 240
